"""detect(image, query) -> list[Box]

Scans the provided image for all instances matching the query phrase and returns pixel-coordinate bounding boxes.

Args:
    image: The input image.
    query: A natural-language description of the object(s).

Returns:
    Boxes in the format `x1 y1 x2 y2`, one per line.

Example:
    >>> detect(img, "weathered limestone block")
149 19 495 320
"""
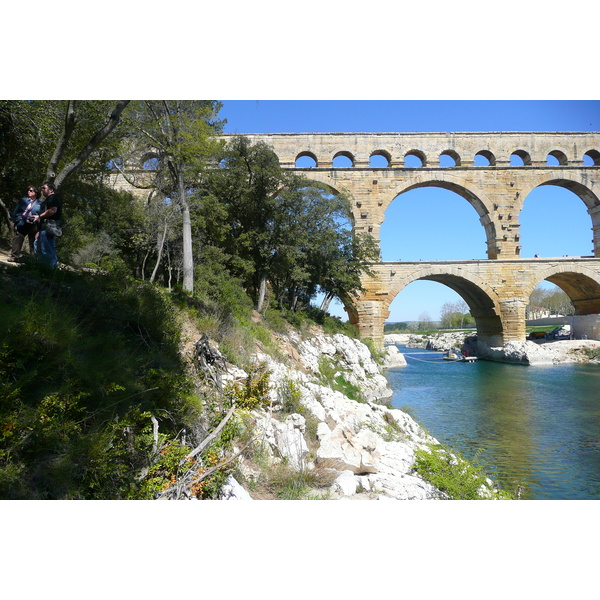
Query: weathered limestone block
316 424 381 474
333 470 358 496
255 413 309 471
382 345 407 369
219 475 254 500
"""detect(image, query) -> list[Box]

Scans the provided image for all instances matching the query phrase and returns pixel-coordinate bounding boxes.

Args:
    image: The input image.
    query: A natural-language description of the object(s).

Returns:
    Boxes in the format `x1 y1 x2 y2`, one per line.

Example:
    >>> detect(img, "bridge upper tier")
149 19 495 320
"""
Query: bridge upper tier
220 132 600 168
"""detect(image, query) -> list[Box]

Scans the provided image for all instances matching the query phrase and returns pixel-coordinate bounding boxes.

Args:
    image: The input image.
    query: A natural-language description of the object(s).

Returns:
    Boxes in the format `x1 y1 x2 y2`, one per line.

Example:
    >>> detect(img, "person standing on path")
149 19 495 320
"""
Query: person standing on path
8 185 43 262
34 182 62 268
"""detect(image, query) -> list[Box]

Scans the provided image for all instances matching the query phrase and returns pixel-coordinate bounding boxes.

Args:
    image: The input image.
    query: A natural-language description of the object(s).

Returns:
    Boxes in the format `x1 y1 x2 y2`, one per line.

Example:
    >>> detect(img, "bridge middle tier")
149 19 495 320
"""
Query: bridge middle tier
355 257 600 346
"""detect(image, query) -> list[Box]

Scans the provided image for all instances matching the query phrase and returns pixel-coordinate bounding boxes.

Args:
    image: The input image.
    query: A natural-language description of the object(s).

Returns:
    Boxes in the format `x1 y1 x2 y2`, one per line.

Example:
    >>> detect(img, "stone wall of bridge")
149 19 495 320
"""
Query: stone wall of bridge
222 132 600 347
223 132 600 260
355 258 600 346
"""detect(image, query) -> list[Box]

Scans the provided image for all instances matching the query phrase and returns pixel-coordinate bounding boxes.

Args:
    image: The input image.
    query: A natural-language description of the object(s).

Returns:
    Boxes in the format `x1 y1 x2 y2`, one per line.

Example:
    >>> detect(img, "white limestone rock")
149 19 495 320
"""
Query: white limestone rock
298 333 393 402
333 470 358 496
384 333 411 346
255 413 309 471
477 340 555 365
382 345 407 369
230 331 449 501
219 475 254 500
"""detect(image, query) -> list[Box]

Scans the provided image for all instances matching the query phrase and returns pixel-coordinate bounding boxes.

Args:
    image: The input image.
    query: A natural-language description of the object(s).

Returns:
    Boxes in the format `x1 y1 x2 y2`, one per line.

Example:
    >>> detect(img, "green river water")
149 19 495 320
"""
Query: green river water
388 346 600 499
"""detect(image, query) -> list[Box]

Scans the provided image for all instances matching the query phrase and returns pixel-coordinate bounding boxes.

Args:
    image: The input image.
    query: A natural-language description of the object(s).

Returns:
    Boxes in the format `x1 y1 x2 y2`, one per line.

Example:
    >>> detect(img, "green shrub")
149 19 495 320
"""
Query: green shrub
413 444 514 500
0 267 201 499
317 356 365 403
278 378 303 414
226 363 271 410
583 346 600 360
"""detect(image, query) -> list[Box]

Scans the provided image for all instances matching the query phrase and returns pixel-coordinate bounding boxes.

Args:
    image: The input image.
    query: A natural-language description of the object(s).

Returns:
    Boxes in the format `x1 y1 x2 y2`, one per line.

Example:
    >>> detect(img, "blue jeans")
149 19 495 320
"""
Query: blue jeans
34 230 58 268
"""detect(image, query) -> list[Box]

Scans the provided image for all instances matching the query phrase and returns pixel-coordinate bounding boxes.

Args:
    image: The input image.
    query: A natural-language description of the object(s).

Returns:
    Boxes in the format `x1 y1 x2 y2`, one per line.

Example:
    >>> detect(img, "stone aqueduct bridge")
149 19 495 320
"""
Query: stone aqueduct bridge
223 132 600 347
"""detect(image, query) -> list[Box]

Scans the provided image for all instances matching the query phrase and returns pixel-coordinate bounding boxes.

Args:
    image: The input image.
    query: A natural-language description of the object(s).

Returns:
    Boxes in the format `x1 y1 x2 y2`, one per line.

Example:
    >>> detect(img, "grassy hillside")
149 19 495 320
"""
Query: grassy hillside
0 259 356 499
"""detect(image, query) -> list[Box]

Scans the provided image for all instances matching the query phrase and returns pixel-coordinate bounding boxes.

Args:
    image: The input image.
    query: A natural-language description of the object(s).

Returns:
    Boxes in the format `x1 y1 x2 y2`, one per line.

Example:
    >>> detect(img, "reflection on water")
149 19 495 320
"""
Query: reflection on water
388 346 600 499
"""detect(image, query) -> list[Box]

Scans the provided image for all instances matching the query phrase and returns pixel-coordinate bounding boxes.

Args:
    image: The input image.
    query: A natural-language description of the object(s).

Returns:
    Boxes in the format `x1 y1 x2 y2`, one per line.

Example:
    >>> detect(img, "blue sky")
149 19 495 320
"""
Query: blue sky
219 100 600 322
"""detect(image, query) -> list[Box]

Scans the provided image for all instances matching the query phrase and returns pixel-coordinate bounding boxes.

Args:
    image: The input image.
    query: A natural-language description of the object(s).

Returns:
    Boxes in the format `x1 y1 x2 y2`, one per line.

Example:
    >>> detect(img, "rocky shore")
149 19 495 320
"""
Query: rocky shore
473 339 600 365
384 332 600 366
218 332 502 500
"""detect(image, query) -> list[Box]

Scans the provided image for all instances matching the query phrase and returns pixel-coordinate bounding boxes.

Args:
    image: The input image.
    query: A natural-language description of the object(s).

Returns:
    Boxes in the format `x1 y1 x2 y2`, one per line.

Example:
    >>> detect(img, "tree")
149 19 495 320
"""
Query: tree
440 299 473 329
119 101 224 293
418 311 434 331
0 100 130 240
45 101 130 189
203 137 379 313
527 284 574 317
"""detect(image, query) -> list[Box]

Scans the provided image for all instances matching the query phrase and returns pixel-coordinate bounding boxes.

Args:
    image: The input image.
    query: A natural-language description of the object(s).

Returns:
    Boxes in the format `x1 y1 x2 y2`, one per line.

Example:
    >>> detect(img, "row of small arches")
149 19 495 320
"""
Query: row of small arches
108 149 600 172
295 149 600 168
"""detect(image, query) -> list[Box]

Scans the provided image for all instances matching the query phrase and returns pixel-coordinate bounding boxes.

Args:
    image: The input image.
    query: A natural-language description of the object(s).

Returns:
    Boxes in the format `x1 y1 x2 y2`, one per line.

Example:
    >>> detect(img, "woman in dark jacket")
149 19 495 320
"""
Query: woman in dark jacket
8 185 43 262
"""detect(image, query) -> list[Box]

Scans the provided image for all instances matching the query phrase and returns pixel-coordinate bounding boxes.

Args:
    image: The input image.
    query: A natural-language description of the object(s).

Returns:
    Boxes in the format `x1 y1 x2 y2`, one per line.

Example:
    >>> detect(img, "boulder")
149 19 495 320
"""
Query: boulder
219 475 254 500
382 345 407 369
316 424 380 474
255 413 310 471
383 333 411 346
333 470 358 496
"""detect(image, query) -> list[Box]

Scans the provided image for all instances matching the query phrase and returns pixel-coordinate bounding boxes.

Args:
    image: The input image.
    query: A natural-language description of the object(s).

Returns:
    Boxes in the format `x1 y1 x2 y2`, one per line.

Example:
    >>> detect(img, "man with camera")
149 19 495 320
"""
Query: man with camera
8 185 43 262
34 181 63 268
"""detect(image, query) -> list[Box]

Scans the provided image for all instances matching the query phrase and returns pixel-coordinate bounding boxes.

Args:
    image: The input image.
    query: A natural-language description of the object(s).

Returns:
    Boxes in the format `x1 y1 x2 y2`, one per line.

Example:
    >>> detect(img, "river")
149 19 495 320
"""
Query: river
387 346 600 499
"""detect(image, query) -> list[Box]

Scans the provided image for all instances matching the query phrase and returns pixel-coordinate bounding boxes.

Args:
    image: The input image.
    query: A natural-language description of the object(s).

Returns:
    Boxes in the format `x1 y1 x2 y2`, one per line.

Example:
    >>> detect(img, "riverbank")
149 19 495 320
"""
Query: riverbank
384 332 600 365
211 326 509 500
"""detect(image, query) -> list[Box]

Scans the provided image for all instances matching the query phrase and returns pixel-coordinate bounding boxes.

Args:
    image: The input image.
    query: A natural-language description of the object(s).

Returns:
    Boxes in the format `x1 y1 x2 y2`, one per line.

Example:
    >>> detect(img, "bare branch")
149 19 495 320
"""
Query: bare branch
157 434 259 499
46 100 76 183
111 159 156 190
181 400 236 464
54 100 130 189
151 415 159 455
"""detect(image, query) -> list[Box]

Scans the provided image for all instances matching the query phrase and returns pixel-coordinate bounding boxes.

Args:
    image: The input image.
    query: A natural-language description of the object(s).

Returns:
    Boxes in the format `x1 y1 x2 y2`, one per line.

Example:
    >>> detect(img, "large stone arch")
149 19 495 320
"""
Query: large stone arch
523 264 600 316
381 172 498 258
519 171 600 210
518 172 600 257
383 266 504 346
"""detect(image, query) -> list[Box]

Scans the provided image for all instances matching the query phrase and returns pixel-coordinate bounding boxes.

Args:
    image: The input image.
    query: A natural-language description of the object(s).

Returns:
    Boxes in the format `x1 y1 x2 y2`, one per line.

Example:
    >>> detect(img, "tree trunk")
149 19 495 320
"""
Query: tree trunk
320 292 334 313
256 272 268 312
52 101 130 189
140 248 151 280
150 218 169 283
290 287 299 311
46 101 76 183
179 173 194 294
0 198 12 236
167 246 173 291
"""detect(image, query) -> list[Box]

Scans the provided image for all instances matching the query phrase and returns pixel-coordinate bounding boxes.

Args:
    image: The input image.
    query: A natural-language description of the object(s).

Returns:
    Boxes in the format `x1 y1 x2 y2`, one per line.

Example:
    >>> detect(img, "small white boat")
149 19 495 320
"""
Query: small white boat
443 349 463 361
443 348 478 362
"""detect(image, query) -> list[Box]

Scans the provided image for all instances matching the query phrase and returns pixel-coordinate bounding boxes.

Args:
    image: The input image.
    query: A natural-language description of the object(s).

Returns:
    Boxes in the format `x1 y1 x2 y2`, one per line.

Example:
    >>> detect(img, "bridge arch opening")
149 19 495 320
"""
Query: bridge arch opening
520 183 595 258
295 152 318 168
546 150 568 166
140 153 159 170
474 150 495 166
510 150 531 166
527 281 574 321
439 150 460 167
370 150 391 167
332 152 354 168
583 149 600 166
404 150 426 167
385 274 503 346
527 270 600 317
380 186 488 261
